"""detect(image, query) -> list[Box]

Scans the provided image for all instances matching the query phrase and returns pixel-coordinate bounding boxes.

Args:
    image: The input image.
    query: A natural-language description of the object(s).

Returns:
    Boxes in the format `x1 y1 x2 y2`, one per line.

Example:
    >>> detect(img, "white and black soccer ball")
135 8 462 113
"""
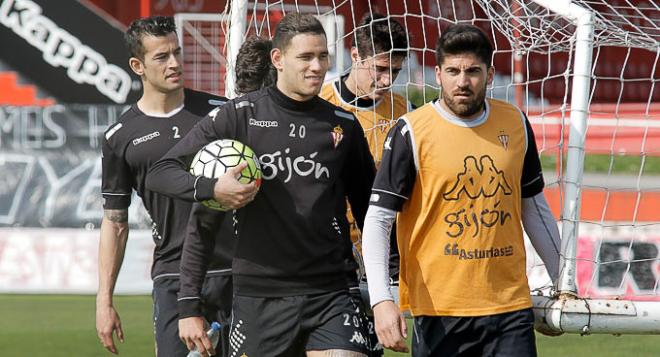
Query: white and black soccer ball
189 139 262 211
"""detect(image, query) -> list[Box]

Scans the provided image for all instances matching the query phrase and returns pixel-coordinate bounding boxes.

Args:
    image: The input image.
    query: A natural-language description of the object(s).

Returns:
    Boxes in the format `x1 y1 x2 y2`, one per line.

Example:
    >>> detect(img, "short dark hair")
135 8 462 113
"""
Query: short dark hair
435 24 493 68
352 13 408 59
125 16 177 60
235 36 276 94
272 13 326 52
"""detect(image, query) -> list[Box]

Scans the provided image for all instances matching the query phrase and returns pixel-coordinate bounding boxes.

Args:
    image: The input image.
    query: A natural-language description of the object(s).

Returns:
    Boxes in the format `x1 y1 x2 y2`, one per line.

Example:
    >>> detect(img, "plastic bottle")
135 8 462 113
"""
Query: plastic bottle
186 321 221 357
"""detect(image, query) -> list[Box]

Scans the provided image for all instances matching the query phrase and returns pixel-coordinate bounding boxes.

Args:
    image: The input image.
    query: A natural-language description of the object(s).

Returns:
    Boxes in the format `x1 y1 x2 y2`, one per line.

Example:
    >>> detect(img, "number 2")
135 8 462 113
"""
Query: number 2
343 313 351 326
172 126 181 139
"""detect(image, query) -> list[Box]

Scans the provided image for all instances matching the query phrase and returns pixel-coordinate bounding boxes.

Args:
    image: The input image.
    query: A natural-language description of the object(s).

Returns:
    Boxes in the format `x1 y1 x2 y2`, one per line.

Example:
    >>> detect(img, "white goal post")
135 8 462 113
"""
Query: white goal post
205 0 660 335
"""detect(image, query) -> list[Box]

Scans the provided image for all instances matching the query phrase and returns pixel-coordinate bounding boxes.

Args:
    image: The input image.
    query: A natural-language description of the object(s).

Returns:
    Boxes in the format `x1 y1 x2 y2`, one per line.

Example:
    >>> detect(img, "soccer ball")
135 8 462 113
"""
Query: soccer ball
189 139 262 211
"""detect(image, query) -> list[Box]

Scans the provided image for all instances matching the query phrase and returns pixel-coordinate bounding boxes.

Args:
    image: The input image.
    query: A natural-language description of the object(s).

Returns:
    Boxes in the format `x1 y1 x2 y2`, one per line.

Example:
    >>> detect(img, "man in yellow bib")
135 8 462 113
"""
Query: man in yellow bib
362 24 561 356
320 12 410 263
319 14 410 356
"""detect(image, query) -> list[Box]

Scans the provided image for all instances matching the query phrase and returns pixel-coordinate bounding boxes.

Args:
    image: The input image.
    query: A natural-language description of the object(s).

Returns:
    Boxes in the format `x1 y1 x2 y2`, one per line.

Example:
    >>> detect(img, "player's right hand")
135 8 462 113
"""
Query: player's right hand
373 300 409 353
213 162 259 209
179 316 215 356
96 304 124 354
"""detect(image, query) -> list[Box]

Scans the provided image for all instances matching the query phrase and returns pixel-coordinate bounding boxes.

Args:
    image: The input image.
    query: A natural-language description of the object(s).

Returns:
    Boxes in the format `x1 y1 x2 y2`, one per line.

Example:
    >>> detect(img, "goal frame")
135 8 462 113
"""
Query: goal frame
222 0 660 335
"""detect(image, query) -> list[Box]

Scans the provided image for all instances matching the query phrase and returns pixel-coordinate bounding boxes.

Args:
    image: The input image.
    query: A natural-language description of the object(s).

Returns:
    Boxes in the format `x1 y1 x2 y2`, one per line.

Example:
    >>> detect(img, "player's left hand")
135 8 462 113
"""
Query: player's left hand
373 300 409 353
179 316 215 356
96 304 124 354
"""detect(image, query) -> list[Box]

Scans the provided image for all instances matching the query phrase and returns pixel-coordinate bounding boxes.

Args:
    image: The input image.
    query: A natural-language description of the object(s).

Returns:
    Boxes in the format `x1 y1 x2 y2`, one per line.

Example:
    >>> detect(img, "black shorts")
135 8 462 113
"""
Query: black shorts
229 290 370 357
349 286 383 357
412 308 537 357
153 274 233 357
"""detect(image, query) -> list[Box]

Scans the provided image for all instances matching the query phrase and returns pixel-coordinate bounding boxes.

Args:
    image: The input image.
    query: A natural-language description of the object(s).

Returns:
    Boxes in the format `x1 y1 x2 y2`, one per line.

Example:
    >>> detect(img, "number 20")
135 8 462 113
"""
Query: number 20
289 123 306 138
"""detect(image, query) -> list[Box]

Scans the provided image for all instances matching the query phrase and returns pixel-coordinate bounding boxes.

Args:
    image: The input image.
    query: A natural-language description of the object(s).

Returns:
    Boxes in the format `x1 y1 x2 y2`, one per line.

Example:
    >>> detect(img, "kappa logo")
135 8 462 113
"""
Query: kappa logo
444 155 512 200
349 330 368 346
0 0 132 103
332 125 344 149
249 118 278 128
132 131 160 146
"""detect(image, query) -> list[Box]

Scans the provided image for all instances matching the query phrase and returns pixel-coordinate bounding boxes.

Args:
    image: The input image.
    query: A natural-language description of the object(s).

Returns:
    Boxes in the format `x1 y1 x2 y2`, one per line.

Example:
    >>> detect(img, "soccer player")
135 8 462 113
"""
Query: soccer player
95 16 234 356
146 13 376 357
235 36 277 95
362 24 561 356
319 13 409 356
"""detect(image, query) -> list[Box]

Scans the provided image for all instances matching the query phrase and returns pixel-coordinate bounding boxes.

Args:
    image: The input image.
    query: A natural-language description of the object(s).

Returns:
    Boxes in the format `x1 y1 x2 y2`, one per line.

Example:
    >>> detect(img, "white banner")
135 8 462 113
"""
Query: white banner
1 225 656 298
0 228 154 294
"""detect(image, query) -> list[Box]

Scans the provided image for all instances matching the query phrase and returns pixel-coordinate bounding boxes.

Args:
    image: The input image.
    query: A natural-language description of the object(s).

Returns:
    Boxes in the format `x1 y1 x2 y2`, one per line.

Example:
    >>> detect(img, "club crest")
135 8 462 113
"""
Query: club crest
332 125 344 149
498 131 509 150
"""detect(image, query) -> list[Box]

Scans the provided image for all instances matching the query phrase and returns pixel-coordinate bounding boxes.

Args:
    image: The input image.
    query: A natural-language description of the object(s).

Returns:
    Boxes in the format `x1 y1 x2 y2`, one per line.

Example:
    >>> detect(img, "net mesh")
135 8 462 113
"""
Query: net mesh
178 0 660 301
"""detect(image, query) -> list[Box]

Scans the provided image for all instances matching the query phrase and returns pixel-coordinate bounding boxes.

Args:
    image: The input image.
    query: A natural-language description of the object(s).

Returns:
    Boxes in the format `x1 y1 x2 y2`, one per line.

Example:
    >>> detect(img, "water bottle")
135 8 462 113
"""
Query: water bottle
186 321 221 357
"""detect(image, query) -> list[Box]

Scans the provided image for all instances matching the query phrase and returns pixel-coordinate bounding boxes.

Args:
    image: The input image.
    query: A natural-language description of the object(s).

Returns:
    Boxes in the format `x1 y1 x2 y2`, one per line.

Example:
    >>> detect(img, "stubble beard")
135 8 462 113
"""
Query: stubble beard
441 84 487 118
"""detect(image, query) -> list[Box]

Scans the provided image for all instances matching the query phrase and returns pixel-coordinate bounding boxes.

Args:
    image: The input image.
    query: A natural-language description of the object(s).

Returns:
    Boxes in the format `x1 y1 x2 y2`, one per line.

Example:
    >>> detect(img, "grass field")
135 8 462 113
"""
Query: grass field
1 295 659 356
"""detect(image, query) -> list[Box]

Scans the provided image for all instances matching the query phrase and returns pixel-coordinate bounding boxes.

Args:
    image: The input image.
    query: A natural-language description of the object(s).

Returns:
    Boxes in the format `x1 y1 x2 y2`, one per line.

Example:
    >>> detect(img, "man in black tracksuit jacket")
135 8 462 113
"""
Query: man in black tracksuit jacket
146 13 376 357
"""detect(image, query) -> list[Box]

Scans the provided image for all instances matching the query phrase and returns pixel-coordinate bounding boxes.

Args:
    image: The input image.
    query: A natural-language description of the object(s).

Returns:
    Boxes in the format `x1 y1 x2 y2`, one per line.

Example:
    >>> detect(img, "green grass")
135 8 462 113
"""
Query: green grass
541 153 660 175
535 334 660 357
0 294 154 356
1 294 659 356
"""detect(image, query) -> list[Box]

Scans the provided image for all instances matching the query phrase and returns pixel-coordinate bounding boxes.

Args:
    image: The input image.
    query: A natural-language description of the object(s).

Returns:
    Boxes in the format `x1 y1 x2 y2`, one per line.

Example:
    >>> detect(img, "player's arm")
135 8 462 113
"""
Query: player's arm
362 118 416 353
344 116 376 231
97 209 128 354
145 105 257 209
178 203 224 355
519 116 561 284
178 204 223 317
96 134 132 354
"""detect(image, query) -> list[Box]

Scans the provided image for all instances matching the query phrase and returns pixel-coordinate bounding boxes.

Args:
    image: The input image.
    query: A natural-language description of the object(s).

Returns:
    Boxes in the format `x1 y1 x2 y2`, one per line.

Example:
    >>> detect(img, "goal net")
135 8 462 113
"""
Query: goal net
180 0 660 334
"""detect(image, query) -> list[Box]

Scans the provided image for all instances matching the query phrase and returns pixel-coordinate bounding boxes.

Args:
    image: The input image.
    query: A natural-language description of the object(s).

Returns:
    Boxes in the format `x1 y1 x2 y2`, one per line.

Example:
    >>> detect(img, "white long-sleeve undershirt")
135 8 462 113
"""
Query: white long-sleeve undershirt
521 192 561 282
362 205 397 307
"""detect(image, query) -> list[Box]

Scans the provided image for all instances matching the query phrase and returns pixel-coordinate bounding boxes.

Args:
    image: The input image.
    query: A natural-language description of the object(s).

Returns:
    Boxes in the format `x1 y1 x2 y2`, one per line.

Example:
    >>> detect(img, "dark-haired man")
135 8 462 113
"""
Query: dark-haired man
235 36 277 95
319 13 410 357
363 24 561 356
96 16 233 356
147 13 375 357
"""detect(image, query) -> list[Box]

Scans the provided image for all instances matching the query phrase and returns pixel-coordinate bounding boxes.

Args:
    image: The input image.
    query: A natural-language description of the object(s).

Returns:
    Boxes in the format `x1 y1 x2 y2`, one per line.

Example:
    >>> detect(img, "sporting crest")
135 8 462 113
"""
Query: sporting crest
332 125 344 149
498 131 509 150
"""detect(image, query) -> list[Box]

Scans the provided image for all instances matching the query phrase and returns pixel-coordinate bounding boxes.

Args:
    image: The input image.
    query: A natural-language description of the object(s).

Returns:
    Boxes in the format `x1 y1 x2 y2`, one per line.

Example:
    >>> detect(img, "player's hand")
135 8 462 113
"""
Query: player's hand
373 300 409 353
96 304 124 354
213 162 259 209
179 317 215 356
